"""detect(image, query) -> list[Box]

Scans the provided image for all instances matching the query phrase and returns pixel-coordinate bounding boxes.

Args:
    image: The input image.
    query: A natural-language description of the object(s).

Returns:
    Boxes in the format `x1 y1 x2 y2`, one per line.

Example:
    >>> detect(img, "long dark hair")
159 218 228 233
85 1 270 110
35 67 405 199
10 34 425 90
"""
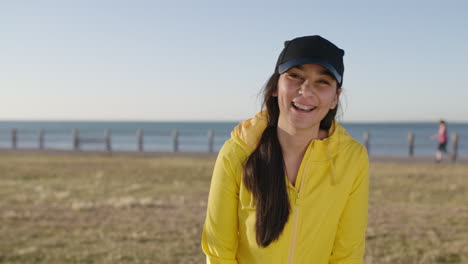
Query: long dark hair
243 68 341 247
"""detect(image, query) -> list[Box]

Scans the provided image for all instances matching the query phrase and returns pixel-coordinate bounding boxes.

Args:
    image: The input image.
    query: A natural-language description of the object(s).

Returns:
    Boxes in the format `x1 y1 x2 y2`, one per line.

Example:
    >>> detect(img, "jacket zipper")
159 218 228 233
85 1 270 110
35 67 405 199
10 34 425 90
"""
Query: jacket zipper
288 203 300 264
288 144 312 264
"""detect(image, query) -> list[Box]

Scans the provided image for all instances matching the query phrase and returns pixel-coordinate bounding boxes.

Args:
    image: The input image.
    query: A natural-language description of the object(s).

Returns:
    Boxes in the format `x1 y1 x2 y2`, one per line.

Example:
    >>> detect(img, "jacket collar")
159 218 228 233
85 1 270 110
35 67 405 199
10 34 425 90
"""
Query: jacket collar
231 110 352 161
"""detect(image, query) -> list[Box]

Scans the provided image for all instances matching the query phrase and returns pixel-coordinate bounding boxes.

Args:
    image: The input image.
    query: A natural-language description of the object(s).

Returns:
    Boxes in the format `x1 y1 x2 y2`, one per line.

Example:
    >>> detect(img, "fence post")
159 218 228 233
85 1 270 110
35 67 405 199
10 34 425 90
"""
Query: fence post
408 132 414 157
105 129 111 152
38 129 44 150
451 132 458 163
363 132 370 154
11 129 17 149
172 129 179 152
72 129 79 150
137 129 144 152
208 129 214 152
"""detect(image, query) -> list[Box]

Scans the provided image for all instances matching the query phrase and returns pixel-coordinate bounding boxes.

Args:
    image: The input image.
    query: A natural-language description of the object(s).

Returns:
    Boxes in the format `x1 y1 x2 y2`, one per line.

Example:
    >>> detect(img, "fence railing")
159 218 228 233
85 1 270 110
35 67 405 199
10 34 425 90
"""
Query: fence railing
0 129 464 161
2 128 218 153
363 132 460 161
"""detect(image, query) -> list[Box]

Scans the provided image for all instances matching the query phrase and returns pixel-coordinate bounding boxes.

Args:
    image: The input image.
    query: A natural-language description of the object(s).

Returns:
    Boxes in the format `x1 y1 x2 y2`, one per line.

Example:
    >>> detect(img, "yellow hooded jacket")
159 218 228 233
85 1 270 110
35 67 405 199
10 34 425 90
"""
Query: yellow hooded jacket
202 112 369 264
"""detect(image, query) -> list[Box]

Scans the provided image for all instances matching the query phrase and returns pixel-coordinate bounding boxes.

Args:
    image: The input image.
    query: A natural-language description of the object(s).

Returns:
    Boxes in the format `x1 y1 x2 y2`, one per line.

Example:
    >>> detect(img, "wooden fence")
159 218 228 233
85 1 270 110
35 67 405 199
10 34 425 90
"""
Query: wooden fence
2 129 462 161
5 128 217 153
363 132 459 162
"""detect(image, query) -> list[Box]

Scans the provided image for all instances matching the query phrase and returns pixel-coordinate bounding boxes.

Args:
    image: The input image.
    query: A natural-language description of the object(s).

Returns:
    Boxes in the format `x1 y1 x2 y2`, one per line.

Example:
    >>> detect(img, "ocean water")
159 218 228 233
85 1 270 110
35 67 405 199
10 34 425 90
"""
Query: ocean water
0 121 467 157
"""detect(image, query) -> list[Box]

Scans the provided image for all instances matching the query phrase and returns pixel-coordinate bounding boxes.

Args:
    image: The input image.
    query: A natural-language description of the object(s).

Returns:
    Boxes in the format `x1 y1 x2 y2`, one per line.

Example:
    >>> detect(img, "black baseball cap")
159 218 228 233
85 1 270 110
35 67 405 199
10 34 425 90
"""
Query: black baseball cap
276 35 345 85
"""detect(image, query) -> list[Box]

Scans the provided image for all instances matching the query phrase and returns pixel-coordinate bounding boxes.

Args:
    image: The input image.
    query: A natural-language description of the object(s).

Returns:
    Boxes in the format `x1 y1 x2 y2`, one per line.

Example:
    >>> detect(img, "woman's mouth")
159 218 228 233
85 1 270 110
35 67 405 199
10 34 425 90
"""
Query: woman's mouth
292 102 316 112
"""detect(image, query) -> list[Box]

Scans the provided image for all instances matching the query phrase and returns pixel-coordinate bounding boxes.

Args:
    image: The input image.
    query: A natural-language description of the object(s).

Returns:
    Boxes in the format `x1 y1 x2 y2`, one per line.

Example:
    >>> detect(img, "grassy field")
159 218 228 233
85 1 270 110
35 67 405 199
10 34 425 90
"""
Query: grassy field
0 153 467 264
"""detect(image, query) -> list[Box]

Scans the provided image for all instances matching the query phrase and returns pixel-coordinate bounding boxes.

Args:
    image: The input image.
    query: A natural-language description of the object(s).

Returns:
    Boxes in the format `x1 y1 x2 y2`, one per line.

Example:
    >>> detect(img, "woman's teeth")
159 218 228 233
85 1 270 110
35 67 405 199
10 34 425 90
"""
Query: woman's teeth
292 102 316 111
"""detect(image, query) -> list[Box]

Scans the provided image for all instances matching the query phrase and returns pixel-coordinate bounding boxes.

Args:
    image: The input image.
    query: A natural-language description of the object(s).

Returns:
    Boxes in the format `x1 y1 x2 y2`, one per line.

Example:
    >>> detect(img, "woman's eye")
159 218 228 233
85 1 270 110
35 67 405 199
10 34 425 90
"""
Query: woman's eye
318 79 331 85
288 74 302 80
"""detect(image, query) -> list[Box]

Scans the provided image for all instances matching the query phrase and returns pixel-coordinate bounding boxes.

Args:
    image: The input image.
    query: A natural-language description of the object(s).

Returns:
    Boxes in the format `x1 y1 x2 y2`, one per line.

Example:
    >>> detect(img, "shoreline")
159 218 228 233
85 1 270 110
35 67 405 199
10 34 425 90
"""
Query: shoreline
1 148 467 164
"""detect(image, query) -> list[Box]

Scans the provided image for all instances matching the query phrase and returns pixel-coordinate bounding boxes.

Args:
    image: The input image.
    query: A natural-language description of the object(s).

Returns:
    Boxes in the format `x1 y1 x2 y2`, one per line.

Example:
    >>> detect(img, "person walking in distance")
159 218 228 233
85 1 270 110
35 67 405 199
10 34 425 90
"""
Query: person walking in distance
431 120 448 162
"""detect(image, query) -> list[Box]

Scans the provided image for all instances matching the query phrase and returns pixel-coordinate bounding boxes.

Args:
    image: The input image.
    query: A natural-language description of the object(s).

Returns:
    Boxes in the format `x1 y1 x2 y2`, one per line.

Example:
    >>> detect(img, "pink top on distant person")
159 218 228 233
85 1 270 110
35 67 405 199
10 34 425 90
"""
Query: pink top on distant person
438 124 447 144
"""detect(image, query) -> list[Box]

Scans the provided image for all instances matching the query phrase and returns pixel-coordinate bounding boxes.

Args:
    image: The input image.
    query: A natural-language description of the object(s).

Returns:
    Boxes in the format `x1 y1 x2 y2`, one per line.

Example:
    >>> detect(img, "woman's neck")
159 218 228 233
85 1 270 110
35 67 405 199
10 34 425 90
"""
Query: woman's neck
277 125 329 158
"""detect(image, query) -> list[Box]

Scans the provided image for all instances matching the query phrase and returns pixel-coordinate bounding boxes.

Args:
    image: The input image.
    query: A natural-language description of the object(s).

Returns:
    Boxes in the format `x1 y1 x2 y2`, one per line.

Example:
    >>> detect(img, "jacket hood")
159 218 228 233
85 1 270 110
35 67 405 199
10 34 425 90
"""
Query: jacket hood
231 110 354 184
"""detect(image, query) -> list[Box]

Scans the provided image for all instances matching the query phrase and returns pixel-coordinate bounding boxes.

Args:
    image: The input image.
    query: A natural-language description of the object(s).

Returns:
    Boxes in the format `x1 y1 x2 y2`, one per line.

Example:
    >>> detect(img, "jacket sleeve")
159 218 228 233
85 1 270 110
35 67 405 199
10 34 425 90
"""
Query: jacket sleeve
330 148 369 264
201 140 241 264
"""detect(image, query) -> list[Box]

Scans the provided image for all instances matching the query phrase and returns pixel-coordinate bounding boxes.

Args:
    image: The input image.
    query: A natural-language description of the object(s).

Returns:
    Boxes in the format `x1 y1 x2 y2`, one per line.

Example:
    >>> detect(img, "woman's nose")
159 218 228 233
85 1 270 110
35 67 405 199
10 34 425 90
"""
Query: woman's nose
299 81 315 96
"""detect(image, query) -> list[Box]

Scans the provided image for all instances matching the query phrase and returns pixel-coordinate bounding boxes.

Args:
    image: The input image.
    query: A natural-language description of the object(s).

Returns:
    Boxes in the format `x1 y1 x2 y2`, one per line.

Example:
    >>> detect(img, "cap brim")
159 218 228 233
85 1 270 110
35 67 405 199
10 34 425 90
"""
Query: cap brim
278 57 342 84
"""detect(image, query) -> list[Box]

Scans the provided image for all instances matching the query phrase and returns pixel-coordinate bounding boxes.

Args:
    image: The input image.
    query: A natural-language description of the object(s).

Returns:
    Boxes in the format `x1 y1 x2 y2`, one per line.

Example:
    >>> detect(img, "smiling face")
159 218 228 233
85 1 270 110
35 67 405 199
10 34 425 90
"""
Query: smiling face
274 63 341 134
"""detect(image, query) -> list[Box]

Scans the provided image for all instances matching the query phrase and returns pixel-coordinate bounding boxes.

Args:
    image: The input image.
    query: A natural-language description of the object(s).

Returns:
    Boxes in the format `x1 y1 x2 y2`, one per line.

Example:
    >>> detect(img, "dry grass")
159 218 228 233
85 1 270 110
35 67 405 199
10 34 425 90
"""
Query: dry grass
0 154 467 263
365 163 468 264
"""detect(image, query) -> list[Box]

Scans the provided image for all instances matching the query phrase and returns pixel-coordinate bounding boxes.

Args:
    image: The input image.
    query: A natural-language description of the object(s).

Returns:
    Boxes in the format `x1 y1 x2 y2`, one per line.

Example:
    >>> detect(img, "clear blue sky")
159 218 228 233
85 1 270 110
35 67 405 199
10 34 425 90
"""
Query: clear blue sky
1 0 467 122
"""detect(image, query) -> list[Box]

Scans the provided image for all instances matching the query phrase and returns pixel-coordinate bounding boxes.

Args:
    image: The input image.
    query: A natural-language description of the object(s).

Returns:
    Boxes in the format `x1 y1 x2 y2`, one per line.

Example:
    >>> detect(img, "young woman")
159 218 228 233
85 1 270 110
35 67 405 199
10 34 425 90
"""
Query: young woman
202 35 369 264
